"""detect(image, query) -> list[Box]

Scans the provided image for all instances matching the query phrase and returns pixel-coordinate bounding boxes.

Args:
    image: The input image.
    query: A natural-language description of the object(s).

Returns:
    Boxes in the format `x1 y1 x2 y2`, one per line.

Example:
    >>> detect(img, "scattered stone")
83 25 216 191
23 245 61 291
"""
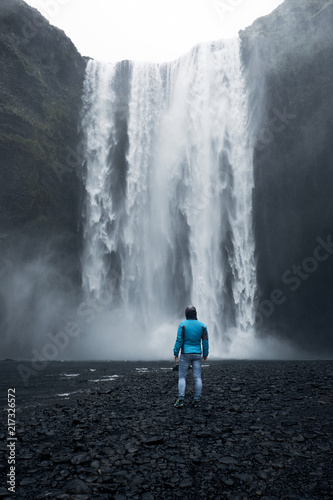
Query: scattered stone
222 477 235 486
66 479 91 494
179 478 193 488
71 453 89 465
1 359 332 499
220 456 239 465
143 436 164 445
0 487 9 498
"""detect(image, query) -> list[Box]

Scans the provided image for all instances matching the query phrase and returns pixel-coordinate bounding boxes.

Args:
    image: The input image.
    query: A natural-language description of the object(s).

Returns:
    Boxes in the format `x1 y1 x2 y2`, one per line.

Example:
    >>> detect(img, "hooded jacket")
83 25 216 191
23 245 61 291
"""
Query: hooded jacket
173 319 209 358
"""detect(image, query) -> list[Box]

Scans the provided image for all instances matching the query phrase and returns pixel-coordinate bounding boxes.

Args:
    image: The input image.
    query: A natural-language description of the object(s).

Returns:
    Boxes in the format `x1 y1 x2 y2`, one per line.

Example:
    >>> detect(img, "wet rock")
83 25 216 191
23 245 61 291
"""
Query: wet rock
220 456 239 465
3 359 333 499
0 487 9 498
168 455 185 464
179 478 193 488
142 436 164 445
52 453 72 464
66 479 91 494
71 453 90 465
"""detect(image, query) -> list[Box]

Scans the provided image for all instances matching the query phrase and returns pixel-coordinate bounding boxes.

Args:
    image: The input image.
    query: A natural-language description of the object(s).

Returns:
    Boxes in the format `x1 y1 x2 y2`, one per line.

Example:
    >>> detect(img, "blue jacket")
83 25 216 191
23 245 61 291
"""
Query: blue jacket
173 319 209 358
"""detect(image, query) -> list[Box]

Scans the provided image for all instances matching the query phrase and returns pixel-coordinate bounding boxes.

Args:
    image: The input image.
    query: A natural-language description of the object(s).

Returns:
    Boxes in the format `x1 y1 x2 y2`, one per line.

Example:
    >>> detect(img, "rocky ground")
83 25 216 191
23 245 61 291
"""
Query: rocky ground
0 359 332 499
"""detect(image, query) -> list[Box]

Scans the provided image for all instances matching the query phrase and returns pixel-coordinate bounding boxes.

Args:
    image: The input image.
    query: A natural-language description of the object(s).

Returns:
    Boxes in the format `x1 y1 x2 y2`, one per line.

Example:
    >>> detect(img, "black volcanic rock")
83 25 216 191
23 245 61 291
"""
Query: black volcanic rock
1 360 332 499
240 0 333 354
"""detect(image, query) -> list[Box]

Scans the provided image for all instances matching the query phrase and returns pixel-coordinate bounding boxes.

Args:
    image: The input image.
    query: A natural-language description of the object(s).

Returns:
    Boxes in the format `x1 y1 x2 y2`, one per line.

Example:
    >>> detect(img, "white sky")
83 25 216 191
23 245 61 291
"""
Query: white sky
24 0 284 62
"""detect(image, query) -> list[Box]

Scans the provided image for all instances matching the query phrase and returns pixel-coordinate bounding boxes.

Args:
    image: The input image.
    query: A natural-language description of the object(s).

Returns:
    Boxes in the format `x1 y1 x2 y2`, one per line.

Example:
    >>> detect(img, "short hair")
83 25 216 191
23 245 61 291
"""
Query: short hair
185 305 197 319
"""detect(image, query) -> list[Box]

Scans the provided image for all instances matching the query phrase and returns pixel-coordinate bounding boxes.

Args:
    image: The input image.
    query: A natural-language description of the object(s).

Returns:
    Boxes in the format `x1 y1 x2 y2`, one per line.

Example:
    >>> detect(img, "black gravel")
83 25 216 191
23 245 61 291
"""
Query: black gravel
1 359 332 499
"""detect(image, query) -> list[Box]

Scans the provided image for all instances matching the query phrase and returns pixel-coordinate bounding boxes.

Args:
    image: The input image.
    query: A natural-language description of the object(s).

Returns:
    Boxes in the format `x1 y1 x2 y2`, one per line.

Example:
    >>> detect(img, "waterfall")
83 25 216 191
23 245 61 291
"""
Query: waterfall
81 37 256 359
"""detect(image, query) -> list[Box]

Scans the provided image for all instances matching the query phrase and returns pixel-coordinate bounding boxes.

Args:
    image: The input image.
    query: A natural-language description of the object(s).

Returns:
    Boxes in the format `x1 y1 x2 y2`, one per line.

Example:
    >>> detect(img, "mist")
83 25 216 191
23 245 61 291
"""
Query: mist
0 229 80 360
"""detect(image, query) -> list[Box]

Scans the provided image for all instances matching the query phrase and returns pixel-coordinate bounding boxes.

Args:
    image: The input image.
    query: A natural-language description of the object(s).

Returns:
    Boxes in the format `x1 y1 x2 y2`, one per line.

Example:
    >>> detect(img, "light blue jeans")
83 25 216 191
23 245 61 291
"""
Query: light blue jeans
178 353 203 400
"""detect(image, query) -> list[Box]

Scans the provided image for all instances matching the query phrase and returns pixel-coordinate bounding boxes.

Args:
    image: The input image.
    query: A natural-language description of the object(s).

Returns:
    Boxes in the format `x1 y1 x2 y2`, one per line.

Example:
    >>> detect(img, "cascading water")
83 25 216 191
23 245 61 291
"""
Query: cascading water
81 37 256 359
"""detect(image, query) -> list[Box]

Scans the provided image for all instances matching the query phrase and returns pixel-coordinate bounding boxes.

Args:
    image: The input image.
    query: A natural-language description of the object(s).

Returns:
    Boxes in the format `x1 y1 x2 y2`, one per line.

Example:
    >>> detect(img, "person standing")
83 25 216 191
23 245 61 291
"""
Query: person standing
173 305 209 408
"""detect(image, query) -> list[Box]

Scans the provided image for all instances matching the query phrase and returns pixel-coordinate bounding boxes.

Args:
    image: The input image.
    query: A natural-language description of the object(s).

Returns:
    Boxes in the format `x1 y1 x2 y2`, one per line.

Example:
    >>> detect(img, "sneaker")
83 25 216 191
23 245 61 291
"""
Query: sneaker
192 399 200 408
174 399 184 408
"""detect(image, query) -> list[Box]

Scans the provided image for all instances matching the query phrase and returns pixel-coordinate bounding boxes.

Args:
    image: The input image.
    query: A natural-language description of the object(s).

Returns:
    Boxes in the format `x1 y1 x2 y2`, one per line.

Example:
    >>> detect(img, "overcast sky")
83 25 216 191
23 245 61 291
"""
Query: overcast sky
24 0 284 62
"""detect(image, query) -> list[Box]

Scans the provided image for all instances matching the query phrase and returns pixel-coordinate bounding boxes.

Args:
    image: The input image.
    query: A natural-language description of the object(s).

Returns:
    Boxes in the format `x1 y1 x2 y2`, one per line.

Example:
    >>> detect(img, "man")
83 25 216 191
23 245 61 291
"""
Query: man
173 305 209 408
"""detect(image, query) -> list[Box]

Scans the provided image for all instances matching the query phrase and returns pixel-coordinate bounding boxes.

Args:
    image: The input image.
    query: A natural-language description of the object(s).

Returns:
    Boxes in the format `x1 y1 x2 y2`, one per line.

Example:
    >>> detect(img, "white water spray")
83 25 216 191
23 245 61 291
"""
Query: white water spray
81 38 256 359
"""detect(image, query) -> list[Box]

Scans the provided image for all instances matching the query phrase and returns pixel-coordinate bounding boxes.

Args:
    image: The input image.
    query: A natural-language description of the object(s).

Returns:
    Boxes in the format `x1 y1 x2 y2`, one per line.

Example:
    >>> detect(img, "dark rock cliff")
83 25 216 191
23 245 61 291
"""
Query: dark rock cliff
240 0 333 354
0 0 86 233
0 0 87 357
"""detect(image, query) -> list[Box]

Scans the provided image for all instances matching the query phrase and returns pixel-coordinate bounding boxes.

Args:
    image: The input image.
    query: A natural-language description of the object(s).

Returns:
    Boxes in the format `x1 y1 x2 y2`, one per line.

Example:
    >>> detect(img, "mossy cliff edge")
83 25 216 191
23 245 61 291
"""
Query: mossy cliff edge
0 0 86 235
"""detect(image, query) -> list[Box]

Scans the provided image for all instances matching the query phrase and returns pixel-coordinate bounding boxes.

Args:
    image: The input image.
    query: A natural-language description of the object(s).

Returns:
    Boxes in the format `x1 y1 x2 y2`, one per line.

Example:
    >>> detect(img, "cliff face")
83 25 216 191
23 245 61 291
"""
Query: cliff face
240 0 333 354
0 0 86 233
0 0 87 358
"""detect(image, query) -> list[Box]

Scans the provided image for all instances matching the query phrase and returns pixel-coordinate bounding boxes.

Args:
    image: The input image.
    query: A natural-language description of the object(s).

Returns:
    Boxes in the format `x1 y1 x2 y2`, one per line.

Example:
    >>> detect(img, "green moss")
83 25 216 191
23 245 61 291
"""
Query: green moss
0 103 39 128
43 101 70 124
0 35 47 90
0 133 45 159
